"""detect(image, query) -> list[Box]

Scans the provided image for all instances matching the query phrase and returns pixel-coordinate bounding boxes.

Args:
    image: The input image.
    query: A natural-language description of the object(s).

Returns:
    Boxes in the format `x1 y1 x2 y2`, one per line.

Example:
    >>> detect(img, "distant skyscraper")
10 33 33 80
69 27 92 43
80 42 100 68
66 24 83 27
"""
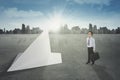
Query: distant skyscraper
26 25 30 34
22 24 26 34
116 27 120 34
31 27 42 34
71 26 80 34
13 28 21 34
0 29 3 34
89 23 92 31
93 25 98 34
4 28 6 33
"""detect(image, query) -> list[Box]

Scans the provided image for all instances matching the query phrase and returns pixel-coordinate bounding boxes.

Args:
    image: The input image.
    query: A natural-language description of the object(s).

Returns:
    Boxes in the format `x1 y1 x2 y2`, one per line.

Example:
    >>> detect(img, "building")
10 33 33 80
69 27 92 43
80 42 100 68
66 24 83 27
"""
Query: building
71 26 80 34
22 24 26 34
89 23 92 31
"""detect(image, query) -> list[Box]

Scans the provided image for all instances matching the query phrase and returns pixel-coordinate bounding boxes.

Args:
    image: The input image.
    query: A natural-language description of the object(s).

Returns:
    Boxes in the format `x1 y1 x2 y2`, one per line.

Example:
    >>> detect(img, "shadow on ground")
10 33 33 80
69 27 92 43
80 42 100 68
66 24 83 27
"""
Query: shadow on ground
0 55 46 80
92 64 114 80
0 65 46 80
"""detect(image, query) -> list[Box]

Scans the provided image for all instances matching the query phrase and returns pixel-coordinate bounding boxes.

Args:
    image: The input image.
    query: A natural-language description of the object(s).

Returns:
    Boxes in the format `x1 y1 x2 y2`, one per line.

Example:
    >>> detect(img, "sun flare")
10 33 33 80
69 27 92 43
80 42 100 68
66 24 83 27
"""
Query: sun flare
46 13 64 32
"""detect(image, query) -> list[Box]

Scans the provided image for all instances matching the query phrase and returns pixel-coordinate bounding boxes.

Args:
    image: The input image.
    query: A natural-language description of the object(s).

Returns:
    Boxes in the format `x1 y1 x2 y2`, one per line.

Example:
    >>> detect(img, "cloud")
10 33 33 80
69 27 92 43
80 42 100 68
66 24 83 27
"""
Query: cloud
3 8 43 18
1 0 111 6
12 0 50 5
67 0 111 5
0 7 45 30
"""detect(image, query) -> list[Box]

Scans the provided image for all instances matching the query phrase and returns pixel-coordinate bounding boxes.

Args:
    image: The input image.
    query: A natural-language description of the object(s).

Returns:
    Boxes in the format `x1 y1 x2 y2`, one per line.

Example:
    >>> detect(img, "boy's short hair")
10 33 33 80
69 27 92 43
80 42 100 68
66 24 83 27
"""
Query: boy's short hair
88 31 93 35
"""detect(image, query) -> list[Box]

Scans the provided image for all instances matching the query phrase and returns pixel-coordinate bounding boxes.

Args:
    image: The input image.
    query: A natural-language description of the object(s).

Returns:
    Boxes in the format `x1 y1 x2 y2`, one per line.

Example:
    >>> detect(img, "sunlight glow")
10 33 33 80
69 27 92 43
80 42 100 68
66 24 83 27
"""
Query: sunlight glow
46 13 64 32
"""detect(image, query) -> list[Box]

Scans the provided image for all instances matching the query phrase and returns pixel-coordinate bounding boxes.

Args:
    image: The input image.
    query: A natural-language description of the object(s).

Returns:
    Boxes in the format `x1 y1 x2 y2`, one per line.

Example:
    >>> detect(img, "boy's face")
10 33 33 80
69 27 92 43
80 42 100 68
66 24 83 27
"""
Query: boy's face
88 32 92 37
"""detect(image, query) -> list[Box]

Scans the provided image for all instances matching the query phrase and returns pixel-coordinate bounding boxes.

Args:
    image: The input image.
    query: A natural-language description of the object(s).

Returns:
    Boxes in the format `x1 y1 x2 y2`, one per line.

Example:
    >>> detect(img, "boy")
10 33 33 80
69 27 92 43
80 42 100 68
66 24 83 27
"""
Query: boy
86 31 95 65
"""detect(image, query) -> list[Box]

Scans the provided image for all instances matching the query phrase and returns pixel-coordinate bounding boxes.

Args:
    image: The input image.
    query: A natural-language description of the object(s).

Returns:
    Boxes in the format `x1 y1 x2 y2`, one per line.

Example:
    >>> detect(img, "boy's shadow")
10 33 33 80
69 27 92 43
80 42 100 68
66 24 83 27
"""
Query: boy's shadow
92 64 114 80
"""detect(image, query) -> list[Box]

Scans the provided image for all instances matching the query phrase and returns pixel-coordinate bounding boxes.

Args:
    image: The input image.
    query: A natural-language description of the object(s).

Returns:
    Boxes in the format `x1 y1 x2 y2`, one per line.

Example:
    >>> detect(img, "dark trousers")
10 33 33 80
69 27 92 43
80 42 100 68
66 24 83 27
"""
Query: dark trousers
87 47 94 63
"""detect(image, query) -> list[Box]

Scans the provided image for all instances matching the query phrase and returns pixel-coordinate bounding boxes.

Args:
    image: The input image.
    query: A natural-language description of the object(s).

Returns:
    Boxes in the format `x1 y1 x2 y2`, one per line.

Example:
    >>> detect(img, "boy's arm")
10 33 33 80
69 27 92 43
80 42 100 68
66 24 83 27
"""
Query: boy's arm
93 39 95 52
86 38 88 46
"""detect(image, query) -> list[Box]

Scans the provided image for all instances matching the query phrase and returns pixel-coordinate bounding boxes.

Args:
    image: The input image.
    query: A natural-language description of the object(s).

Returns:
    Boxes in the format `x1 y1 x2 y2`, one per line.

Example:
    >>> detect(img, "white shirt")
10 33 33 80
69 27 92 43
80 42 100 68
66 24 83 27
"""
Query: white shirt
86 37 95 51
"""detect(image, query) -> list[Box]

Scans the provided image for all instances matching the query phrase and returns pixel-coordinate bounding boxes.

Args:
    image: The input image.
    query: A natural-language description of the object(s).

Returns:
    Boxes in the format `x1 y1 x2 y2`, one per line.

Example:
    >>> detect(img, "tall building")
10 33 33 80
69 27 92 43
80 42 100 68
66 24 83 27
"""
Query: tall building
4 28 6 33
22 24 26 34
99 27 109 34
89 23 92 31
26 25 30 34
0 29 3 34
13 28 21 34
59 24 70 34
116 27 120 34
93 25 98 34
71 26 80 34
31 27 42 34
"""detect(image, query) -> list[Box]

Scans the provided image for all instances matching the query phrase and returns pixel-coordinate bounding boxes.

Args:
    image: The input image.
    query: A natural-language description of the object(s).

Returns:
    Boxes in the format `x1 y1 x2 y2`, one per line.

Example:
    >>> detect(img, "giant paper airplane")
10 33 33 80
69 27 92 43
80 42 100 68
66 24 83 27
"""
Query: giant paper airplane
7 29 62 72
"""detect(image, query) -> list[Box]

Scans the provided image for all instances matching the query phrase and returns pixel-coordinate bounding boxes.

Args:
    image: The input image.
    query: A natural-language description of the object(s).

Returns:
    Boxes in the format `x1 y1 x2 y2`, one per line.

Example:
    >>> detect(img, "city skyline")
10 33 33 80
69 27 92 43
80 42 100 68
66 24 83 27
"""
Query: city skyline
0 0 120 30
0 23 120 34
0 24 43 34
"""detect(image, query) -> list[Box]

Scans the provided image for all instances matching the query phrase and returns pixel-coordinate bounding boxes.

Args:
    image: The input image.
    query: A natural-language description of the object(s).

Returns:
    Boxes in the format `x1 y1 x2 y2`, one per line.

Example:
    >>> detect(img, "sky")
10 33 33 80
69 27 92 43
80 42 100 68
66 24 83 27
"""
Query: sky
0 0 120 30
